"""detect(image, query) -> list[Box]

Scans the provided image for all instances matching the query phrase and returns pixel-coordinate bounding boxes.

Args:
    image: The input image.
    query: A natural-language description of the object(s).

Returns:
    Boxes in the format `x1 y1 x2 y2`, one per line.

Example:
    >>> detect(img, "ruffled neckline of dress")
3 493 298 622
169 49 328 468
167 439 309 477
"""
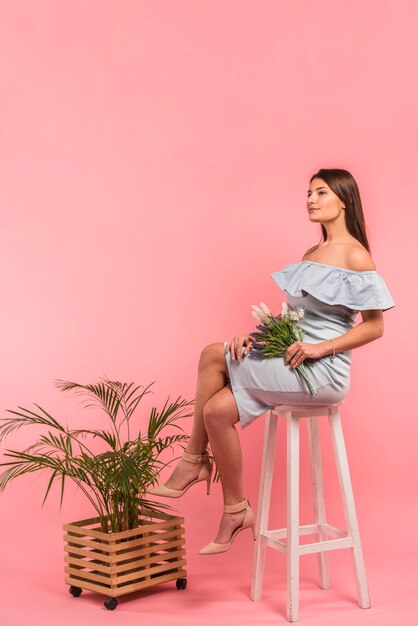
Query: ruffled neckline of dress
270 261 396 312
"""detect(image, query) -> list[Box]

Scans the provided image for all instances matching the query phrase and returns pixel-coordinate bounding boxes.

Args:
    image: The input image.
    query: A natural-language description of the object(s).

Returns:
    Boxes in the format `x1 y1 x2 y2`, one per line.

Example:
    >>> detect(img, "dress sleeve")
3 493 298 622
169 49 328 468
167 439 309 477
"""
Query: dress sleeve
271 262 396 312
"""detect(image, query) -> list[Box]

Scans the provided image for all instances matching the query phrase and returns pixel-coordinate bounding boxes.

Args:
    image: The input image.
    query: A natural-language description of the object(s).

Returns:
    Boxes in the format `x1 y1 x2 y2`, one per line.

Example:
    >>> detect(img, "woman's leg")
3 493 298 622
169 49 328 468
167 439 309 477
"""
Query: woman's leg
164 343 229 489
202 385 247 544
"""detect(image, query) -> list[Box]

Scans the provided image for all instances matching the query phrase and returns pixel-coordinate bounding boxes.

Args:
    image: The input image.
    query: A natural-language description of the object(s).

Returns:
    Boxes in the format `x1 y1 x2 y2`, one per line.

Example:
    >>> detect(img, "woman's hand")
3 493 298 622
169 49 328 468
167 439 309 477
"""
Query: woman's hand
284 341 326 368
225 335 255 362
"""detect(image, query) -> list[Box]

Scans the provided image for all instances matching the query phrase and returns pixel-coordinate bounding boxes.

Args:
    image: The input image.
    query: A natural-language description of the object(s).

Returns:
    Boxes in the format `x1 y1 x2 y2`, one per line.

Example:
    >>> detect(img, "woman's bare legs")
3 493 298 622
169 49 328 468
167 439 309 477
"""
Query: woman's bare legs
202 385 247 544
163 343 228 490
163 342 247 544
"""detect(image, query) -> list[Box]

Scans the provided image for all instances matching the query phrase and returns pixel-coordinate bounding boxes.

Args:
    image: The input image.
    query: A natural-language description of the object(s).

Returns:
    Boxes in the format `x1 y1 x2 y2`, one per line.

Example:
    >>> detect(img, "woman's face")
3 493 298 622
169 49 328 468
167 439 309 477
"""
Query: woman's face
306 178 345 224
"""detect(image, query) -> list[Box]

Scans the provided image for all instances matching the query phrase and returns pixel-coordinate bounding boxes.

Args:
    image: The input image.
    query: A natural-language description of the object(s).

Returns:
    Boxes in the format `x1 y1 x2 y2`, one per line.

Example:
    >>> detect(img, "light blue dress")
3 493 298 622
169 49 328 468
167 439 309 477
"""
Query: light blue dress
225 260 396 429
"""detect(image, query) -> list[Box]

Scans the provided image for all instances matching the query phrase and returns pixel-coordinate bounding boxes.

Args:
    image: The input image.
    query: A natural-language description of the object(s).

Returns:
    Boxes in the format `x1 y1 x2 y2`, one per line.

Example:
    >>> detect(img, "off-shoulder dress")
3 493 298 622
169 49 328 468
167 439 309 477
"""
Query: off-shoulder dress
225 260 396 429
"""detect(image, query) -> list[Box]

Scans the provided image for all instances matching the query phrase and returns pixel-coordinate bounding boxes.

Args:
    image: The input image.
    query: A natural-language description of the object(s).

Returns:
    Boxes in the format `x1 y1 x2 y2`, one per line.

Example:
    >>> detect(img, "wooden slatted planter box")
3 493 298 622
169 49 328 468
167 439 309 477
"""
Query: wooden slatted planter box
64 509 187 610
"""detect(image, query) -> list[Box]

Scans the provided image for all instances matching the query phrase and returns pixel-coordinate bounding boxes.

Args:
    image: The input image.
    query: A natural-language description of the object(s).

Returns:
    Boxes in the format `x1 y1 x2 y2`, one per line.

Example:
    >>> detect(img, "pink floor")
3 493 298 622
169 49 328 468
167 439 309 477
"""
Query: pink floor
2 463 418 626
3 528 417 626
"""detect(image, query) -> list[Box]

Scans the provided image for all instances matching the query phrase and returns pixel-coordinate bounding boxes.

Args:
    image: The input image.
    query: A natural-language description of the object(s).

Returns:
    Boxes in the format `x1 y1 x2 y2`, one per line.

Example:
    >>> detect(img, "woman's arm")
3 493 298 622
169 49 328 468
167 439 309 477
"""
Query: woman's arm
285 309 384 367
318 309 384 358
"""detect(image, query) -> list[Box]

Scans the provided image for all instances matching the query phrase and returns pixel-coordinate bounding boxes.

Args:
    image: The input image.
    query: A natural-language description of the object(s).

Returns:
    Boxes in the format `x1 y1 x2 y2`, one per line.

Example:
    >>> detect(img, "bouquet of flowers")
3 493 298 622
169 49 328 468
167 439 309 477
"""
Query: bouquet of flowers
248 302 317 395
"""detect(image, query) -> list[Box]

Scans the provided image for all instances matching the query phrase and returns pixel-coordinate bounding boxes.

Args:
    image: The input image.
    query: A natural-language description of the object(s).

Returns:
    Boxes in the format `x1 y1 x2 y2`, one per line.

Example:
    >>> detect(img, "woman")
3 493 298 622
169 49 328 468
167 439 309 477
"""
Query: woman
150 168 395 555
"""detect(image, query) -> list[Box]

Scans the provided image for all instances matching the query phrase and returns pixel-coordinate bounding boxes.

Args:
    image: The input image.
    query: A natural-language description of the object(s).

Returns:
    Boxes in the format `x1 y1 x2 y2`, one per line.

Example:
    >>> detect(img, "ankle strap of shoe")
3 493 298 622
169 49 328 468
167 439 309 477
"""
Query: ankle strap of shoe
182 450 209 464
224 498 249 513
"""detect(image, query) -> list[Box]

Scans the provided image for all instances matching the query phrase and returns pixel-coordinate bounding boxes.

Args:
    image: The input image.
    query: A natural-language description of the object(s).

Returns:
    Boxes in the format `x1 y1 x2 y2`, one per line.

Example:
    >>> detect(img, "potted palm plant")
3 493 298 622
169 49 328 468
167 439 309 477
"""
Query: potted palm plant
0 378 194 610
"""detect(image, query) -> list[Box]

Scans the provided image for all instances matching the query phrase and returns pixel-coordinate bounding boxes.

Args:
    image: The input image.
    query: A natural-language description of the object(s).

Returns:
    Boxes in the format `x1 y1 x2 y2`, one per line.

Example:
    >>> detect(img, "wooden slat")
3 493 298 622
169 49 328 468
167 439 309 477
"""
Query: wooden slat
260 534 354 556
64 518 182 542
65 576 115 595
65 566 112 586
64 523 110 541
271 402 343 419
113 557 186 585
111 539 184 572
264 535 287 553
138 509 184 523
112 568 187 597
250 410 278 603
65 516 103 528
64 527 185 555
113 548 186 575
66 568 187 598
299 537 354 555
108 518 184 541
320 522 348 538
110 527 185 554
63 534 110 551
64 513 184 542
65 509 185 527
64 555 111 574
307 416 330 590
64 545 113 563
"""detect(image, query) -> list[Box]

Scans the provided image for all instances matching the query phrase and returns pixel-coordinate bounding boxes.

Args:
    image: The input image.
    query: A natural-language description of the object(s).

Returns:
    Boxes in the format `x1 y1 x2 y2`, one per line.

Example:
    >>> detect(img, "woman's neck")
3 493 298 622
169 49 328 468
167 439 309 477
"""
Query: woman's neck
323 220 353 244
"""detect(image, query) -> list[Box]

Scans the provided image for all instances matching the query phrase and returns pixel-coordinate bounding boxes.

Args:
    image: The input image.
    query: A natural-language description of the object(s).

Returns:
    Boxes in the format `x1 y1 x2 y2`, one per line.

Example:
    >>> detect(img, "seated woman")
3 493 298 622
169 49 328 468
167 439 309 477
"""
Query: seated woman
150 168 395 555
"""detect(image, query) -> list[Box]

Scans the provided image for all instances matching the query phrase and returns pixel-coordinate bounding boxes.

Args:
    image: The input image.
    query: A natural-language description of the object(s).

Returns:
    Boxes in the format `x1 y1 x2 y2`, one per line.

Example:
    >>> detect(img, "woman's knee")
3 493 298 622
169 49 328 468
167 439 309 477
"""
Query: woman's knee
203 394 238 432
199 342 225 370
203 399 223 432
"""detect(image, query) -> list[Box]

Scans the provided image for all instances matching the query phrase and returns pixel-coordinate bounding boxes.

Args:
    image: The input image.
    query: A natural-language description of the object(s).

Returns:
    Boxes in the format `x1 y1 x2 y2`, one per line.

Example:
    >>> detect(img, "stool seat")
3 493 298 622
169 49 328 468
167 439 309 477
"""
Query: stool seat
250 402 371 622
270 402 344 417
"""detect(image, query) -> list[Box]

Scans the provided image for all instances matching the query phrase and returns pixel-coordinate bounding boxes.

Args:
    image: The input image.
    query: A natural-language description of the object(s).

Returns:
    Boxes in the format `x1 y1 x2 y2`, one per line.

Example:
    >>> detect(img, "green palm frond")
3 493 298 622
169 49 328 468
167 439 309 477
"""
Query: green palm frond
152 434 189 456
124 382 155 419
71 429 118 450
0 407 95 459
55 379 123 423
0 404 66 441
147 397 194 441
0 378 193 532
105 380 155 438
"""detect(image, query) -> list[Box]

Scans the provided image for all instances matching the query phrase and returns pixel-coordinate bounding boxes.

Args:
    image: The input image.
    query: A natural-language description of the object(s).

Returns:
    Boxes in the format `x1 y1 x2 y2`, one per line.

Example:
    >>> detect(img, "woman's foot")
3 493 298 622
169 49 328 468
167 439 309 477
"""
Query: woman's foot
149 451 212 498
164 455 205 490
212 508 247 543
199 498 256 555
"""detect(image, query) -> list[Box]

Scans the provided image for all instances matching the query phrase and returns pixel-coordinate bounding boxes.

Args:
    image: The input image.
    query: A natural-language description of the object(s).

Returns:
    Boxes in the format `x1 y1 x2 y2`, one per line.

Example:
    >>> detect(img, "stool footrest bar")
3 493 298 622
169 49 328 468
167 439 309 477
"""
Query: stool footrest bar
320 522 349 538
260 530 353 555
260 523 349 541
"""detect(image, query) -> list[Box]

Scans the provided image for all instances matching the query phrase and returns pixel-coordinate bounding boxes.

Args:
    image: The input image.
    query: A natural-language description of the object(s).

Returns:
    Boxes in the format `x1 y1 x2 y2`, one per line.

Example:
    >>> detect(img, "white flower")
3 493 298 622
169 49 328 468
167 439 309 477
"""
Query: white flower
298 307 305 319
252 304 269 322
252 302 273 323
281 302 289 317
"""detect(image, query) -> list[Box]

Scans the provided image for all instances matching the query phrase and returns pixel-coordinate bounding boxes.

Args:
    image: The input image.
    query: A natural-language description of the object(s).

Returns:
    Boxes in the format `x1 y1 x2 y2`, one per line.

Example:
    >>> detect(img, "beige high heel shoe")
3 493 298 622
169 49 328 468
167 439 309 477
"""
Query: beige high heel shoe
199 498 256 555
148 450 213 498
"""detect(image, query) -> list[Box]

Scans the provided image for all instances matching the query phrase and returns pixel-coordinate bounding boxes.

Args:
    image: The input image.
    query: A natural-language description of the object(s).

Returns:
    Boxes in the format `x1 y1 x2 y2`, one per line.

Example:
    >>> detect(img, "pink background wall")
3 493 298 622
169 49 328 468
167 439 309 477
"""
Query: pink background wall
1 1 416 624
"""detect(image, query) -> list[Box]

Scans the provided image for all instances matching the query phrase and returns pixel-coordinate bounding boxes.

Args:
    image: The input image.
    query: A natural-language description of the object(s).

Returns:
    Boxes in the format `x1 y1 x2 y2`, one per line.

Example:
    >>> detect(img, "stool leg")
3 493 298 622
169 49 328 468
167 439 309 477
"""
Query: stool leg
328 407 371 609
251 411 278 601
287 412 300 622
307 416 330 589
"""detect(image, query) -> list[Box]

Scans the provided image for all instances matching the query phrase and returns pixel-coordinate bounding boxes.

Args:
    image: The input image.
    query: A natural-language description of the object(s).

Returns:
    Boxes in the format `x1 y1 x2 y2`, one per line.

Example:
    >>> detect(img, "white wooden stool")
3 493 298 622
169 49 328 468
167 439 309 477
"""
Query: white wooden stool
250 402 371 622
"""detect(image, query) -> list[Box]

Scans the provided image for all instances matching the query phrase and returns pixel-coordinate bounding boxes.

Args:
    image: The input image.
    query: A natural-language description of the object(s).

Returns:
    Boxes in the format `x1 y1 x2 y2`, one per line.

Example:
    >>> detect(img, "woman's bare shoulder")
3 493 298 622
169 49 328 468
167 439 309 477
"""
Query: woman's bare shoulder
346 247 376 271
301 244 321 259
301 242 376 271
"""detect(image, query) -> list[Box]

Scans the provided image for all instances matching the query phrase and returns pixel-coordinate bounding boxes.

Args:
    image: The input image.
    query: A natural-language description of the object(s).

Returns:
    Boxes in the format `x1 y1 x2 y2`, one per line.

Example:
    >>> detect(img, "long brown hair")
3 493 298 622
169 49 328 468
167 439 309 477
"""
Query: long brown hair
309 168 371 252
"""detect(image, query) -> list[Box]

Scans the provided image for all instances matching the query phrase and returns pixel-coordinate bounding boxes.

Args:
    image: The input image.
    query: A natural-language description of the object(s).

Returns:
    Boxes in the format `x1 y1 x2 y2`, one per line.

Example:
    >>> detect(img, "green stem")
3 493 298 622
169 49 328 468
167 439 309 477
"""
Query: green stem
296 363 317 395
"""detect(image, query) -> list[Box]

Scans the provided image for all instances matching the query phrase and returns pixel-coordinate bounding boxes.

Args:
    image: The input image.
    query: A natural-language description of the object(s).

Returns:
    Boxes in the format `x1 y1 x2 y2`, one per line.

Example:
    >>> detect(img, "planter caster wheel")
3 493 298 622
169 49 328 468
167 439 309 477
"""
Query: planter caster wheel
69 586 82 597
104 598 118 611
176 578 187 590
